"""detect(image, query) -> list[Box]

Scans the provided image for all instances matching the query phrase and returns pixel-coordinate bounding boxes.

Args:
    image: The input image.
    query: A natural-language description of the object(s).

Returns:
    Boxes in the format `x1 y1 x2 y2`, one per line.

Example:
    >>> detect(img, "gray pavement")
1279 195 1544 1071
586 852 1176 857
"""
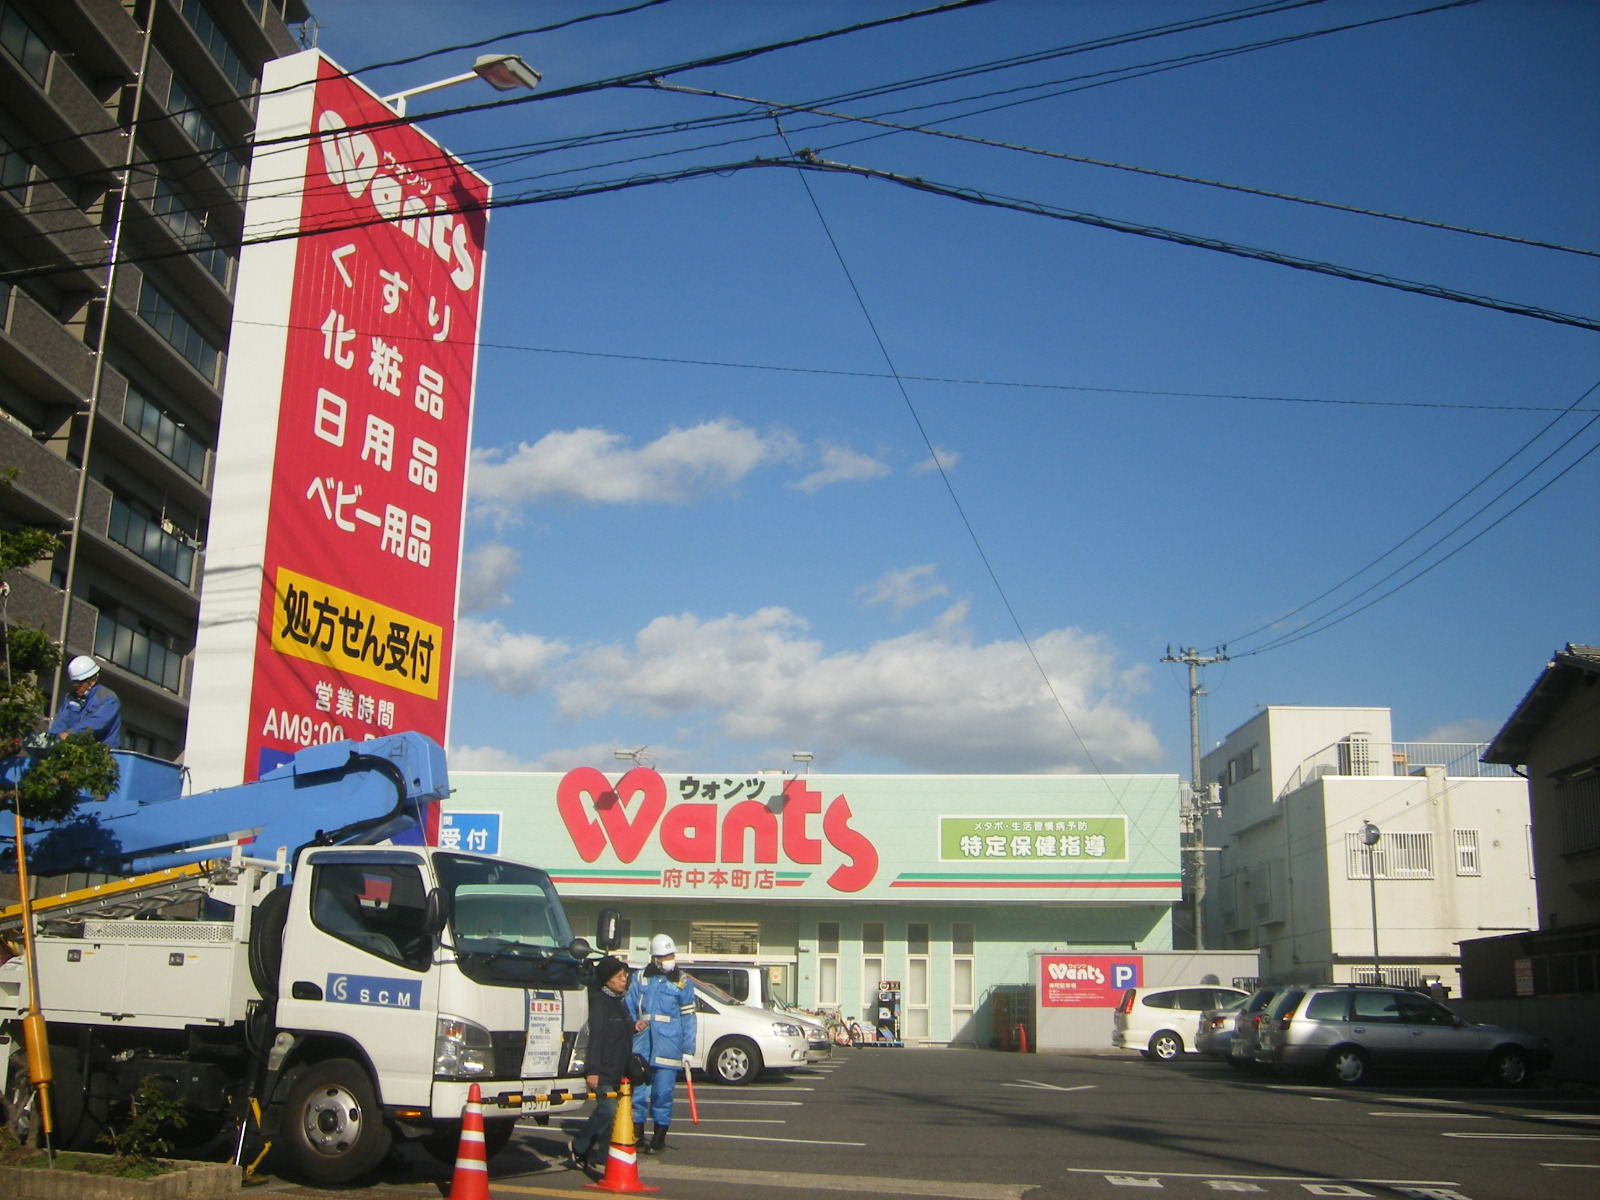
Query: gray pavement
247 1048 1600 1200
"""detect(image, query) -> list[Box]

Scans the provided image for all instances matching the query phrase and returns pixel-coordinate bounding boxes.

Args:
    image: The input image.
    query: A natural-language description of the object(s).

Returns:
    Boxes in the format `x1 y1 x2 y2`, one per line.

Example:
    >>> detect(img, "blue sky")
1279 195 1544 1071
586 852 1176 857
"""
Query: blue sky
307 0 1598 777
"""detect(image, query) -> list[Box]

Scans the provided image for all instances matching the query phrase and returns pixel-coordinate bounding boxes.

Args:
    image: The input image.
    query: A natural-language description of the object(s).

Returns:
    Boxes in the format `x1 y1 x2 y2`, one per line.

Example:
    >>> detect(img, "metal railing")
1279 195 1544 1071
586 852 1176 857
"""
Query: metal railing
94 613 184 692
108 496 196 585
1281 739 1516 795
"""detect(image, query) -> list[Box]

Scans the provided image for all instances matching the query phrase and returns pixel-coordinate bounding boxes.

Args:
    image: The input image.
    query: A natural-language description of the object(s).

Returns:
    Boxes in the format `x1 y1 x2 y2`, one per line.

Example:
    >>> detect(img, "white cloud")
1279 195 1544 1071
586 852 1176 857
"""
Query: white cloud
911 446 960 474
449 741 692 773
1413 718 1500 745
454 617 569 694
791 442 891 493
447 743 545 771
546 605 1159 772
858 564 950 618
458 542 520 613
469 420 797 518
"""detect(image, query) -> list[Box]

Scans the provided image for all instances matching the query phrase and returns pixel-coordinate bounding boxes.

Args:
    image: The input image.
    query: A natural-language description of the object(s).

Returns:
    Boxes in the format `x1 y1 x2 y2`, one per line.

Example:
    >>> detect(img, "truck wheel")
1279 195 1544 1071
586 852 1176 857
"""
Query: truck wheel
282 1058 391 1183
423 1118 516 1165
3 1044 88 1149
249 886 292 999
708 1037 762 1085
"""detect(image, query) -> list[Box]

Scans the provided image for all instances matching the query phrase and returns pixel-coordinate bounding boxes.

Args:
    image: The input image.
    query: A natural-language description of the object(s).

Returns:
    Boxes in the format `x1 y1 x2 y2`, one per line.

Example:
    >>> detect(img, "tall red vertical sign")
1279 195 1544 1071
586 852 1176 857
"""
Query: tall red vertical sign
186 52 487 787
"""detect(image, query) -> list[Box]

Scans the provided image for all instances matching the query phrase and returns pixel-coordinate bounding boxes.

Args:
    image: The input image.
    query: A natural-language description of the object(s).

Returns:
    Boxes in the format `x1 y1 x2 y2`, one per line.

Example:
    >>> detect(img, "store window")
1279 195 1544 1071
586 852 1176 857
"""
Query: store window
906 922 930 1039
861 920 884 1021
688 922 758 955
817 921 840 1007
951 921 975 1027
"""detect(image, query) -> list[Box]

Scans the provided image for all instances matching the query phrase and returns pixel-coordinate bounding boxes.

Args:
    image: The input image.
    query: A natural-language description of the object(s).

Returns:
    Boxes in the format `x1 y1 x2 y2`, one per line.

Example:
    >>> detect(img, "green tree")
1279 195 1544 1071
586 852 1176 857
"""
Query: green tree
1 469 118 823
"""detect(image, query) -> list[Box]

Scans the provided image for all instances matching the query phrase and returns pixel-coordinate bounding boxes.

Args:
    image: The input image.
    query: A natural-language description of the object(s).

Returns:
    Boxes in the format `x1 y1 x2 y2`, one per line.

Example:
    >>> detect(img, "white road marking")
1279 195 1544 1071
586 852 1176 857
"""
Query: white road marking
667 1131 866 1146
1542 1162 1600 1169
683 1084 815 1091
1003 1078 1097 1092
686 1098 803 1106
1440 1139 1600 1145
686 1118 786 1124
1368 1112 1489 1119
1309 1097 1343 1103
1066 1169 1459 1186
640 1162 1029 1199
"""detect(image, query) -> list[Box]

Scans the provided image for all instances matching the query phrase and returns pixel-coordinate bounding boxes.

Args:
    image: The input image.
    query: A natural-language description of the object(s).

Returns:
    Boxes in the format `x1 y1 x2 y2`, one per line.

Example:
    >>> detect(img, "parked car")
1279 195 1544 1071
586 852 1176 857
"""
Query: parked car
681 961 832 1063
1254 984 1553 1086
1195 993 1248 1058
1226 987 1287 1071
1113 985 1250 1061
687 976 811 1085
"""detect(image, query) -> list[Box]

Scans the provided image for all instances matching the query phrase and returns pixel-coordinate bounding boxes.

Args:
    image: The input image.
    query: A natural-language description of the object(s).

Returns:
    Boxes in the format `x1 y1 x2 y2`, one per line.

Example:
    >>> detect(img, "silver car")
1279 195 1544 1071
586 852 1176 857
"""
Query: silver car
1195 994 1248 1059
1225 987 1286 1072
1255 985 1553 1086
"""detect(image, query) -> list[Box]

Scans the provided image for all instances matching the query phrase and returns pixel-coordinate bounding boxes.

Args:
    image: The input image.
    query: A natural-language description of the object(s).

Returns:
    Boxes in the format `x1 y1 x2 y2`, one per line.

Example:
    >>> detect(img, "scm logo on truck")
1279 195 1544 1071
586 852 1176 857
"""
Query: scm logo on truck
327 973 423 1009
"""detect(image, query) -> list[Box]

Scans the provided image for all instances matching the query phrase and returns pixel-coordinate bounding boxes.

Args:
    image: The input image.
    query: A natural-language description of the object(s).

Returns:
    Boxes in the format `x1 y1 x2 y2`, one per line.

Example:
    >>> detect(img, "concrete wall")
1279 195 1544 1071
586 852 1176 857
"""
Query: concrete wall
1452 997 1600 1084
1032 950 1259 1052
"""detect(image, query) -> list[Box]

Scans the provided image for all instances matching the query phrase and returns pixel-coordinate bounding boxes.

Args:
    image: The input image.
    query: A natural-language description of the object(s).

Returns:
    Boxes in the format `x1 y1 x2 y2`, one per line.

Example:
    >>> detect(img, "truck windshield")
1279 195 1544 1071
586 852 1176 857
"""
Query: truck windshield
434 853 582 988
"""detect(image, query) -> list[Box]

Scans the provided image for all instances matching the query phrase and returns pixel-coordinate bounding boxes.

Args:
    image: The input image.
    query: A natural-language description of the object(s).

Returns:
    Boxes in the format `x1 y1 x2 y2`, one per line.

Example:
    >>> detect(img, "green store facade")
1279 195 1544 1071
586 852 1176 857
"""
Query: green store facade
447 767 1182 1046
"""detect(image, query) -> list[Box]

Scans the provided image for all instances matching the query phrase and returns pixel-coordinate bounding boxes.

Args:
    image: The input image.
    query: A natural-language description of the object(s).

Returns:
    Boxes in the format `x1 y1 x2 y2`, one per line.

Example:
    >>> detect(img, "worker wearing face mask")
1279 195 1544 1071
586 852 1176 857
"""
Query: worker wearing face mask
626 934 696 1153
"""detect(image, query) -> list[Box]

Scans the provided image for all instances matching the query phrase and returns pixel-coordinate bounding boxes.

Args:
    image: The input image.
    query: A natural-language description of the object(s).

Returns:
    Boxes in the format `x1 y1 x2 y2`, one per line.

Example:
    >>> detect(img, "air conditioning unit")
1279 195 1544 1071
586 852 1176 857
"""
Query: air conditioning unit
1338 733 1374 776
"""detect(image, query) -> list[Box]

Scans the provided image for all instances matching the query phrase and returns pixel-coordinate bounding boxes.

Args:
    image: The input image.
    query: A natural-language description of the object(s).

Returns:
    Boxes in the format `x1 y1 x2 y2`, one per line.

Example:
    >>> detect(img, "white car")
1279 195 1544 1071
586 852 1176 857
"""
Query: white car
680 962 833 1064
1112 985 1250 1061
687 976 811 1085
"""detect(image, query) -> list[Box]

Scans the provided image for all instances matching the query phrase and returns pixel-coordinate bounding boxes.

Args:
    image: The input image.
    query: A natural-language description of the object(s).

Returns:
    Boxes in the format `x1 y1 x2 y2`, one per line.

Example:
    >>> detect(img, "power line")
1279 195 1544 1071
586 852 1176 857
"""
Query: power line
652 79 1597 261
1214 378 1600 653
791 155 1600 333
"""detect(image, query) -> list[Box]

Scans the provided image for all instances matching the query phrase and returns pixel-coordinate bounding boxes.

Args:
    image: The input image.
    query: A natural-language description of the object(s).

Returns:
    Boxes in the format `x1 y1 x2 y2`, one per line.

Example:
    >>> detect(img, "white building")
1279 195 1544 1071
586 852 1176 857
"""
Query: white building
1201 707 1535 995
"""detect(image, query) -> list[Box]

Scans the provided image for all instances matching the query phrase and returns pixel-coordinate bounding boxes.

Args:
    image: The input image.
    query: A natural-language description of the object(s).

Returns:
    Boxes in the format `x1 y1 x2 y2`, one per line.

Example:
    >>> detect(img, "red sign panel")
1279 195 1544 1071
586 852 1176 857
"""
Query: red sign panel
1039 955 1143 1007
245 60 487 778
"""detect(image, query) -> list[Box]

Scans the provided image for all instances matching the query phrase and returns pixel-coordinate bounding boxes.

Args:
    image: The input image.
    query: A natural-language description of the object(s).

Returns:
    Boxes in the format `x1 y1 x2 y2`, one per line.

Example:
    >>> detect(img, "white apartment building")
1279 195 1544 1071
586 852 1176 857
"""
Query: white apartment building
1201 706 1535 995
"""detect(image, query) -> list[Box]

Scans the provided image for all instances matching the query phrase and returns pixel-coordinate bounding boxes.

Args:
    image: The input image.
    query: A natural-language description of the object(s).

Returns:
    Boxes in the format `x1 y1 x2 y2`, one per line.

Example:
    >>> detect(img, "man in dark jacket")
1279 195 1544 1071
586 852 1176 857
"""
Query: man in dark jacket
570 956 632 1169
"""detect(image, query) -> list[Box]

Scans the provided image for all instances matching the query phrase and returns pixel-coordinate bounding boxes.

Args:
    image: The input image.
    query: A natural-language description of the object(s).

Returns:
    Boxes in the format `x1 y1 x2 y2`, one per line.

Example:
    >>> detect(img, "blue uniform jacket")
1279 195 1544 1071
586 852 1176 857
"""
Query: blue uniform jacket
48 683 121 747
627 963 697 1068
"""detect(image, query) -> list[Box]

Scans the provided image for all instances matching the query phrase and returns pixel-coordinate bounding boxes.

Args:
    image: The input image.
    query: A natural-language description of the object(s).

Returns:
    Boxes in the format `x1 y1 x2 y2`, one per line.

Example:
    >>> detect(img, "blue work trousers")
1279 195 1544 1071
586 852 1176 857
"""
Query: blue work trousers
631 1065 678 1130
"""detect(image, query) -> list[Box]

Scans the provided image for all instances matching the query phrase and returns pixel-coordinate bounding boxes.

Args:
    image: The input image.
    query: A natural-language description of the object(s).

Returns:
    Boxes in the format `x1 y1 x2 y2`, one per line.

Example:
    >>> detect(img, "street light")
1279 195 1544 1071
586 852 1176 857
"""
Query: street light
1359 819 1382 985
383 53 541 116
792 752 813 776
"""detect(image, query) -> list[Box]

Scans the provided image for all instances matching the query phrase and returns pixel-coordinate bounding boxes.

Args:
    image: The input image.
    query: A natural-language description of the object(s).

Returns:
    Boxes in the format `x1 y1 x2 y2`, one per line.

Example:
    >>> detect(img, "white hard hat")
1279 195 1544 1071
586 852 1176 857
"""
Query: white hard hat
67 656 100 682
649 934 677 958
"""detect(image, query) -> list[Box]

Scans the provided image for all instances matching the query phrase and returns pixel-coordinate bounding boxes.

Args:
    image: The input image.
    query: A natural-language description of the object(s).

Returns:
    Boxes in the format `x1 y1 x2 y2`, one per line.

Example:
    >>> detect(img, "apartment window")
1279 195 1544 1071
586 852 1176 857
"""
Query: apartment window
816 921 839 1007
951 921 975 1029
149 176 232 285
0 131 29 192
137 278 220 382
123 384 207 479
1453 829 1481 876
0 1 50 86
94 612 183 692
1553 767 1600 857
178 0 255 97
108 495 197 585
1345 830 1434 880
166 75 245 188
905 922 930 1039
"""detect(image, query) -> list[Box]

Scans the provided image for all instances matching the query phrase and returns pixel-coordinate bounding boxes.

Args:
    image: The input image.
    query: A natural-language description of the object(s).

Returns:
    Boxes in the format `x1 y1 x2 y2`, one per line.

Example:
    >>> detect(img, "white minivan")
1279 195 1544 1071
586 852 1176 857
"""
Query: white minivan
686 975 811 1084
1112 985 1249 1061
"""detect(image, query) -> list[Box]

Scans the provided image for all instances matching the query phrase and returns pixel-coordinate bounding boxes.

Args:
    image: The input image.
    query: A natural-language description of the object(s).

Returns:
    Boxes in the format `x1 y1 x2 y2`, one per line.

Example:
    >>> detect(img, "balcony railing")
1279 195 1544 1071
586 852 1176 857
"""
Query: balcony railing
94 614 183 692
122 384 207 480
108 496 197 585
1281 738 1517 796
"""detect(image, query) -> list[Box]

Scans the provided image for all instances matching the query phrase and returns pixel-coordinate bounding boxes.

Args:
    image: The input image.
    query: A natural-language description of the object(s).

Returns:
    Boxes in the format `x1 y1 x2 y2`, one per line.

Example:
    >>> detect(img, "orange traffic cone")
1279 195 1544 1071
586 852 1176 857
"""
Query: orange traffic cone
447 1083 491 1200
583 1078 657 1194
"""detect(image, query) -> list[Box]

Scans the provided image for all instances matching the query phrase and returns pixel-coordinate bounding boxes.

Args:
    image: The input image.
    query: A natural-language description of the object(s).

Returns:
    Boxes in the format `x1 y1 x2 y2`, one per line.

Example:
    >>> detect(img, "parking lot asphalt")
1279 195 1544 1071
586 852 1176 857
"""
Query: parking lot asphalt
244 1048 1600 1200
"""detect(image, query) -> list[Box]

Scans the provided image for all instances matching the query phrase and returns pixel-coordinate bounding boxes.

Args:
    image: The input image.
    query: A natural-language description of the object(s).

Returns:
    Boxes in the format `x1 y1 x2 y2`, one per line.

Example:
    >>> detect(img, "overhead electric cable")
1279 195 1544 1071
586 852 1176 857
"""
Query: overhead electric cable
652 80 1598 261
1213 378 1600 653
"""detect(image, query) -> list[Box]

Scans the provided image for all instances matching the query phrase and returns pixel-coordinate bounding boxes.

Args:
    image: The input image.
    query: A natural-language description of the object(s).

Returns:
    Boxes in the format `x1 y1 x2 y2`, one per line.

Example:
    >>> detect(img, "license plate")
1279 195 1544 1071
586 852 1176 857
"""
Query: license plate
522 1096 550 1112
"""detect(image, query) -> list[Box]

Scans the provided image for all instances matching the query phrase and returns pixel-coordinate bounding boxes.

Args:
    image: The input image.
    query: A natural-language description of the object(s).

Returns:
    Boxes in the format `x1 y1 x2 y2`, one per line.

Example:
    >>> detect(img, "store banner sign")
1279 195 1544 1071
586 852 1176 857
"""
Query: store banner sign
186 50 487 788
450 770 1183 903
1039 955 1142 1007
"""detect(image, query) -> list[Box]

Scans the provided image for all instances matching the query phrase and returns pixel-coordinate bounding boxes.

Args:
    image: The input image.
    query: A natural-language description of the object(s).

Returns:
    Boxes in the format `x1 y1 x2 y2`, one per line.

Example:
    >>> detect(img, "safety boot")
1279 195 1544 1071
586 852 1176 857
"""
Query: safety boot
649 1125 668 1153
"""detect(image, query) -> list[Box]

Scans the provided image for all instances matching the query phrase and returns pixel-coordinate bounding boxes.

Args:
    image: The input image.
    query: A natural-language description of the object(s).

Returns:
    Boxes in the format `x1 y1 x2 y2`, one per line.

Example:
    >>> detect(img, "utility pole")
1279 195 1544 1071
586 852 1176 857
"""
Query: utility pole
1162 645 1228 950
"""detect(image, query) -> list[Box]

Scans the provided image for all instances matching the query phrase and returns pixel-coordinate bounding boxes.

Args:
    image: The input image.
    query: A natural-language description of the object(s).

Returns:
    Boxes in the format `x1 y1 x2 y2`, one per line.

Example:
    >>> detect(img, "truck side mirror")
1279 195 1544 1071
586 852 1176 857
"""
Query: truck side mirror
568 936 593 960
423 889 448 937
595 908 622 951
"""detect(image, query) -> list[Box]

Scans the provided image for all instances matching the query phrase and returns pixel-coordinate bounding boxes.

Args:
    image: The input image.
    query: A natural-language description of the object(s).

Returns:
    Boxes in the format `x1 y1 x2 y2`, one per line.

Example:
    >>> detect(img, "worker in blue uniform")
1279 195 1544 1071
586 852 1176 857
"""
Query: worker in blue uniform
626 933 696 1152
48 656 121 747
